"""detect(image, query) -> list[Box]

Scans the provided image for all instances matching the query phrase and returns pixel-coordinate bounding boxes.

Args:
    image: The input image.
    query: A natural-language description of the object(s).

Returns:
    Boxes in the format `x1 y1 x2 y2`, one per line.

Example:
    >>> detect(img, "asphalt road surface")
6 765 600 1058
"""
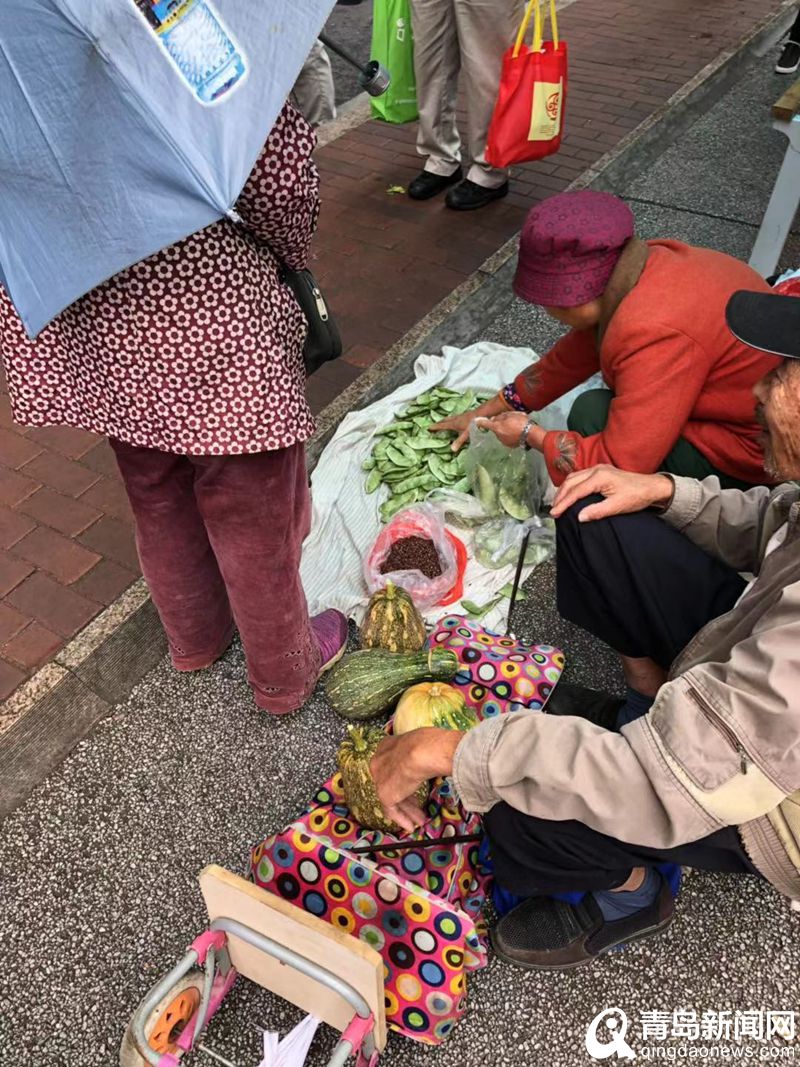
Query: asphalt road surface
324 1 374 106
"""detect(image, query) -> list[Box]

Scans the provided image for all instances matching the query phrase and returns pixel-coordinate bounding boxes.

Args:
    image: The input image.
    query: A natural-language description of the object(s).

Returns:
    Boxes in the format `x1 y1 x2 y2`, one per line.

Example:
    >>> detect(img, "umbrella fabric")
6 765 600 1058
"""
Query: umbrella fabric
0 0 335 337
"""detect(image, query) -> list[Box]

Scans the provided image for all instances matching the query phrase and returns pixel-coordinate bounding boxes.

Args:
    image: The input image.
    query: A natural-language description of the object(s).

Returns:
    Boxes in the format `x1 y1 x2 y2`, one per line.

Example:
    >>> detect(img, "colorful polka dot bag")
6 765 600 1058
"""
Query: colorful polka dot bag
428 614 565 718
249 774 489 1046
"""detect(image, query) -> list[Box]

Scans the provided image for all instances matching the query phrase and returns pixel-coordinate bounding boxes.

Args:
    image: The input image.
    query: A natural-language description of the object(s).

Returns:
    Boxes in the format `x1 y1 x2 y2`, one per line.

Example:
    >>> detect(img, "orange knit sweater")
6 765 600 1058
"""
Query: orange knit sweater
513 241 781 485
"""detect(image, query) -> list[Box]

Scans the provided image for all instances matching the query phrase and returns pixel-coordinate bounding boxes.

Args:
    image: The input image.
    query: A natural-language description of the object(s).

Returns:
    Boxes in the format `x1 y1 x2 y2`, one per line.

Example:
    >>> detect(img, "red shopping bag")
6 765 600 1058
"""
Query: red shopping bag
486 0 567 168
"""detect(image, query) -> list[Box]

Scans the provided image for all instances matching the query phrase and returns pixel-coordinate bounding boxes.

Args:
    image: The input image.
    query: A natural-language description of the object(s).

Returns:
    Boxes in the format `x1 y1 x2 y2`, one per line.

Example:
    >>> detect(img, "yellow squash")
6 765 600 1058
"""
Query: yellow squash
393 682 478 735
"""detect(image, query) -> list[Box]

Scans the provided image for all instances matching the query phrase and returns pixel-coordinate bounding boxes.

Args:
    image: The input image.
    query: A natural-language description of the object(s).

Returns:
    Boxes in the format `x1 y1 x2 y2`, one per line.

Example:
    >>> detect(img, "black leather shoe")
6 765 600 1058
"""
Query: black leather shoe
491 875 674 971
408 168 463 201
445 178 509 211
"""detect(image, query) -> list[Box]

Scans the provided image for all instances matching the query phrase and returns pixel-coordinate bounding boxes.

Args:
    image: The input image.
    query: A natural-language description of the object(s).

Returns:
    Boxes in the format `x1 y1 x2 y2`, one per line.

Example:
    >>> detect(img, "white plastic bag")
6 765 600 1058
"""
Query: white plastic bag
426 488 489 528
463 423 550 520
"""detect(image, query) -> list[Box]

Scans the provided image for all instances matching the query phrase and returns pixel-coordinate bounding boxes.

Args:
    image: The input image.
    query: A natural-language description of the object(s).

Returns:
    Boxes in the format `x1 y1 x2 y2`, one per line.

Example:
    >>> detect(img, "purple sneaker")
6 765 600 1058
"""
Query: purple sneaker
312 609 349 676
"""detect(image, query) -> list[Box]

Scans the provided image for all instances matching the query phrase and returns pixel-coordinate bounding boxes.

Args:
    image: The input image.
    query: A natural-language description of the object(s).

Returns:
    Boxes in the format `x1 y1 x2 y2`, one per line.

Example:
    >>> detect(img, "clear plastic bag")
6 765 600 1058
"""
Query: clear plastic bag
425 488 490 529
473 515 555 570
364 504 459 609
463 423 549 521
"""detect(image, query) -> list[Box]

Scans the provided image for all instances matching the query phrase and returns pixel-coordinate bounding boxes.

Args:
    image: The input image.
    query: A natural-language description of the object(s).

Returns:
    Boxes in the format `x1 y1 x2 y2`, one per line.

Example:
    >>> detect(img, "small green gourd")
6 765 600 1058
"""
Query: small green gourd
337 724 429 833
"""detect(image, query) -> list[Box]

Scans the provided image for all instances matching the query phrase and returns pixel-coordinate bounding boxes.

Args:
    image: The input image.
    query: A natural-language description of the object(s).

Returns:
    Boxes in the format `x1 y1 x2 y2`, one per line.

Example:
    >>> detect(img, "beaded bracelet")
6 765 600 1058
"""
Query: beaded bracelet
502 382 528 412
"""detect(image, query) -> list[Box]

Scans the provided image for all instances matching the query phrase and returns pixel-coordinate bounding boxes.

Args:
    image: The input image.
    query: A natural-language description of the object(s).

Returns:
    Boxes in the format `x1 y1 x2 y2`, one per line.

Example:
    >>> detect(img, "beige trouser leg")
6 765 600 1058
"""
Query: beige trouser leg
457 0 525 187
409 0 462 178
291 40 337 128
409 0 524 187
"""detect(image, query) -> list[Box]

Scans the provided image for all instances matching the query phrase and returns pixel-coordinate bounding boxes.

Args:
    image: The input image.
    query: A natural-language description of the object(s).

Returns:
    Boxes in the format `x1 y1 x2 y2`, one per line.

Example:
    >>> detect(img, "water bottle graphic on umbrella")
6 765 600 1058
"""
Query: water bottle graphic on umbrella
132 0 248 104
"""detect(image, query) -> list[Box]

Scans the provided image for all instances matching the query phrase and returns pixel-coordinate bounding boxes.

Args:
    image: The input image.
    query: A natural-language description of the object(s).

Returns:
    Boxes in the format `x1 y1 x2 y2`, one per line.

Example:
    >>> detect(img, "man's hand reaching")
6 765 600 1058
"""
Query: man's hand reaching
369 728 463 833
550 465 675 523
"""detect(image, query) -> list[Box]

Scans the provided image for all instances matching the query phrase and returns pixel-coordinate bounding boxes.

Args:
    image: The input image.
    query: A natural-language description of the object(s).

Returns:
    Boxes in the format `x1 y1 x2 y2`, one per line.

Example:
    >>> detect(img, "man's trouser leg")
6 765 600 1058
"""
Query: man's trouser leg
455 0 523 188
567 388 758 489
291 40 337 128
483 498 754 897
484 804 759 896
408 0 462 177
555 496 746 671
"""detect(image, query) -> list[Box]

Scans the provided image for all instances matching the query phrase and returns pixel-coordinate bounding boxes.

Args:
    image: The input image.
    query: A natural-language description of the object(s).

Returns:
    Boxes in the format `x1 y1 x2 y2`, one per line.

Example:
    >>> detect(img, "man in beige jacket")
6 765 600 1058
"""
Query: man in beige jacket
371 288 800 970
407 0 523 210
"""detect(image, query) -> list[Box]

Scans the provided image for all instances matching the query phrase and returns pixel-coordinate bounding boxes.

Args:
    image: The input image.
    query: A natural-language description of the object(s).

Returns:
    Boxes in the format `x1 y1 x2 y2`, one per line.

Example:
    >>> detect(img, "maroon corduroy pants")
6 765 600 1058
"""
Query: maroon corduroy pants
110 439 321 714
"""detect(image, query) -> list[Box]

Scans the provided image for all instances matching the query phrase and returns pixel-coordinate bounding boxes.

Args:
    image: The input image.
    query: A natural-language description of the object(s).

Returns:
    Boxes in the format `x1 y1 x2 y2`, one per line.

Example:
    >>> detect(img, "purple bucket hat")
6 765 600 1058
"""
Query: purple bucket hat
513 191 635 308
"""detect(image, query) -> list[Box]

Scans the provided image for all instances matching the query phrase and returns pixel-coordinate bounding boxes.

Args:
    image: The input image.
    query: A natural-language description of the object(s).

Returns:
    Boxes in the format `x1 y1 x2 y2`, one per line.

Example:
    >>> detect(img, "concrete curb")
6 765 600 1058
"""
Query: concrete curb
0 0 795 818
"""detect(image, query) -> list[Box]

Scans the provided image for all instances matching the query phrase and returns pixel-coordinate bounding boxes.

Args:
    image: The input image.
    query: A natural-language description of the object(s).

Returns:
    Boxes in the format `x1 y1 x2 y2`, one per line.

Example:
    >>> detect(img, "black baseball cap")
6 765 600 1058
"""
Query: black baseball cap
726 290 800 359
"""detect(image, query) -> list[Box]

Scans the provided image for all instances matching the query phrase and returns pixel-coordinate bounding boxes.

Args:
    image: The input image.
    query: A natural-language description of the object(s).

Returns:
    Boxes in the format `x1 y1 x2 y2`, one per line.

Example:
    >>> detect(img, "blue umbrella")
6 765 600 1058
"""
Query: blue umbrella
0 0 336 337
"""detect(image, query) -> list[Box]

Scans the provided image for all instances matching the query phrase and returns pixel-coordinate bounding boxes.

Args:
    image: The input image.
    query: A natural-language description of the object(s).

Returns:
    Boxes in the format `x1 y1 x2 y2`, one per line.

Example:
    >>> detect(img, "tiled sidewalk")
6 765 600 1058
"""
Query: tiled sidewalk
0 374 139 699
0 0 788 699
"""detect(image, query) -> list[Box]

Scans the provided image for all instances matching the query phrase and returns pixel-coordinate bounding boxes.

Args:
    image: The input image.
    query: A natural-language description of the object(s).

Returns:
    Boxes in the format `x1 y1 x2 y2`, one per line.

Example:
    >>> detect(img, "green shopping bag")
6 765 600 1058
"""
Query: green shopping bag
370 0 418 123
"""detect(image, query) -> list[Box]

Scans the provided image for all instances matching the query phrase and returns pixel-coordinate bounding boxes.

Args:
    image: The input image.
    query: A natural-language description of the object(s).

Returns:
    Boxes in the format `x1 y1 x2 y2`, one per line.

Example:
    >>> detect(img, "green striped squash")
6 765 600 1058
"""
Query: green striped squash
324 647 459 721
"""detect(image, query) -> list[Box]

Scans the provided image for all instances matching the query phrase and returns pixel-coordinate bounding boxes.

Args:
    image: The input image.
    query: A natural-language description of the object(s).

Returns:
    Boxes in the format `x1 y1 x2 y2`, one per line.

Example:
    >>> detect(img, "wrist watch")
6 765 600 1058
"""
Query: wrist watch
518 412 538 450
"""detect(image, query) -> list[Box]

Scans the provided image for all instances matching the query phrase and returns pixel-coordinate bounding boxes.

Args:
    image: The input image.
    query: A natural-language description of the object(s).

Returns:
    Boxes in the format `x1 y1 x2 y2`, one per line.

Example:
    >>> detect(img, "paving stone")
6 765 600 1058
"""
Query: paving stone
0 602 31 645
21 451 102 498
77 516 139 573
2 623 63 672
0 468 40 508
24 425 99 461
10 526 102 586
0 428 43 470
73 559 139 606
6 573 100 640
15 487 103 538
79 440 121 478
0 499 38 565
0 552 35 597
0 658 25 702
77 476 134 523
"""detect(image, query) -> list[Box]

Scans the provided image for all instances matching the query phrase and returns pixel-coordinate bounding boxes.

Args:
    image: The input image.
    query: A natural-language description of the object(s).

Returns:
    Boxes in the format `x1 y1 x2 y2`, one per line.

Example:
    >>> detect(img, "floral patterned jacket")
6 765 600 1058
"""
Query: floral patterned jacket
0 103 319 456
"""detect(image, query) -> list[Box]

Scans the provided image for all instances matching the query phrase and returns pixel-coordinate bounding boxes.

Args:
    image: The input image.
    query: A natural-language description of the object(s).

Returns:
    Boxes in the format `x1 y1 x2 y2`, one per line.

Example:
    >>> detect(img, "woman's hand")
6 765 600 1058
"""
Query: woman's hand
431 393 509 452
473 412 547 452
550 465 675 522
370 728 464 832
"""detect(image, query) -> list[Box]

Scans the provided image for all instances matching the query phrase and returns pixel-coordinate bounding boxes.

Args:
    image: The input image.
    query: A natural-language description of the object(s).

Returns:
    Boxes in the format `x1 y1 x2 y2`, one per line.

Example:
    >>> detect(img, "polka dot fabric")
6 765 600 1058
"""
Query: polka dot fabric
0 104 319 456
428 614 565 719
249 774 488 1046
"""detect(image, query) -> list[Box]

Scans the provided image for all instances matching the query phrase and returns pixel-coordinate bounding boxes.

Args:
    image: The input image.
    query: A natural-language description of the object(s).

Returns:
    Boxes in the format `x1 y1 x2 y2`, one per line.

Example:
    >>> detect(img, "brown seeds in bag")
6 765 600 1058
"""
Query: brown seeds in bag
380 535 442 579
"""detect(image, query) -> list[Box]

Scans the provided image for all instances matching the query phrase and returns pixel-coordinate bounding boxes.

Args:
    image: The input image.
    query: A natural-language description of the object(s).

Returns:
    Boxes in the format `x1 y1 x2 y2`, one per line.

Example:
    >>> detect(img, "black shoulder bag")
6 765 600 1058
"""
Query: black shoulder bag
229 215 343 376
279 265 343 376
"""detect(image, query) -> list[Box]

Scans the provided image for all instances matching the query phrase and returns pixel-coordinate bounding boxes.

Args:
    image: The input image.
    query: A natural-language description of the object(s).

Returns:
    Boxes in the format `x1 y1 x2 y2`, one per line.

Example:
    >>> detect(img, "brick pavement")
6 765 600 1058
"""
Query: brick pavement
0 0 788 699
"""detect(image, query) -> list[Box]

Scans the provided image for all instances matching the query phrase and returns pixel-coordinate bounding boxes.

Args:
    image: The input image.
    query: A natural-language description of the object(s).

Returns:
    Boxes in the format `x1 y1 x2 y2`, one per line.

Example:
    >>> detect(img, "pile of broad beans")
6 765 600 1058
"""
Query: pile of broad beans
364 387 488 523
